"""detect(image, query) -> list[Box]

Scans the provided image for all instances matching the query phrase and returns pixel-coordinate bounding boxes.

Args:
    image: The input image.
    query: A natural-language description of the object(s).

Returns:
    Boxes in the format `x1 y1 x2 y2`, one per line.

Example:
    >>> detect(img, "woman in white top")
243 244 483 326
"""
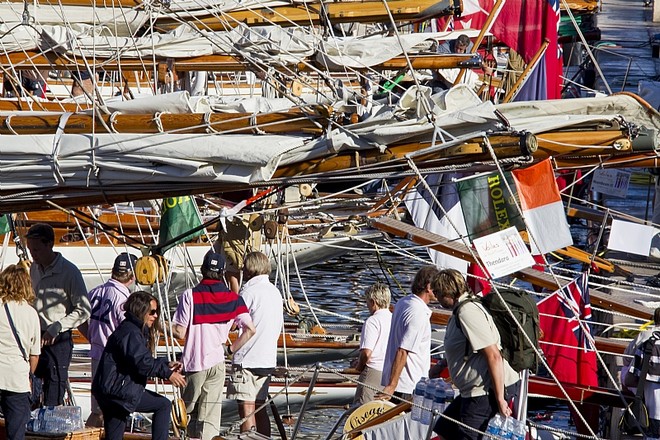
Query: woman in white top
353 282 393 405
0 264 41 440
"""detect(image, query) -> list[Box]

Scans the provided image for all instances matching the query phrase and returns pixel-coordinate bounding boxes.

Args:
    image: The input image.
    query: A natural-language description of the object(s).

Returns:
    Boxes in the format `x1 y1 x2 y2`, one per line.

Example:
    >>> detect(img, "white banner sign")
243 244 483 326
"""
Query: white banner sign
608 219 658 256
473 227 535 279
590 169 631 198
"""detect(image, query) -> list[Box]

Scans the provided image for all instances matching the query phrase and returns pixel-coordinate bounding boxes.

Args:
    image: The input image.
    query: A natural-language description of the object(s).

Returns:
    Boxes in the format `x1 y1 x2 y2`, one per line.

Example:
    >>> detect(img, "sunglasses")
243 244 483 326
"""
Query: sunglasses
149 309 158 316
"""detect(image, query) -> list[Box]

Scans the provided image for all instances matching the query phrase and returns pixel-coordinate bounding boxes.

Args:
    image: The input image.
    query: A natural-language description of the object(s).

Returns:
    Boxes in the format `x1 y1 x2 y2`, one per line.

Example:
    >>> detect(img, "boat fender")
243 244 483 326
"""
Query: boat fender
264 220 279 240
310 325 326 335
135 255 168 285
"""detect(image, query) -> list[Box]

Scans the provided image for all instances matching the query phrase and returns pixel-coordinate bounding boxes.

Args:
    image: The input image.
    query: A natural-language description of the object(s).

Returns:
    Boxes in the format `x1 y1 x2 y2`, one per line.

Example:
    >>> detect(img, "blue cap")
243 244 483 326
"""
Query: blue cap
202 251 225 273
113 252 138 273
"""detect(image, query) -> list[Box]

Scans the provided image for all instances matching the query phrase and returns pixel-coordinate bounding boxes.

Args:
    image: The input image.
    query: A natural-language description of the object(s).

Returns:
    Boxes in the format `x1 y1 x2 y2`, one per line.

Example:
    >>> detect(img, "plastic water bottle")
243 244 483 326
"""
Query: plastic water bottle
511 419 527 440
420 380 437 424
411 377 427 422
486 413 505 436
431 381 447 415
500 416 514 439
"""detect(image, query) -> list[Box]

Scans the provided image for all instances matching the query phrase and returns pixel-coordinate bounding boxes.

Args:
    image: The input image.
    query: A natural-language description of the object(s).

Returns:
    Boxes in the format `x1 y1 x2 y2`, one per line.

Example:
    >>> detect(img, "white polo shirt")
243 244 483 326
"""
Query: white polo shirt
381 294 431 394
360 308 392 371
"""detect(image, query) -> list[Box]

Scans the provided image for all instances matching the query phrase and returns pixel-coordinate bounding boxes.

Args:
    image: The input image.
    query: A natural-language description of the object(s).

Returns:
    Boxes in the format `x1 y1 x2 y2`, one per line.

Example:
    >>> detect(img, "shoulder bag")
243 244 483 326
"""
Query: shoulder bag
619 332 658 435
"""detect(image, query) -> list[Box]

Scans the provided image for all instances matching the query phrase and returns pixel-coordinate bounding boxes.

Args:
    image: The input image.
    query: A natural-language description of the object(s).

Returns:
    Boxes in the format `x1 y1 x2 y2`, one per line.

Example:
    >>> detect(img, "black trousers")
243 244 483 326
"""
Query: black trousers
99 390 171 440
0 389 30 440
36 331 72 406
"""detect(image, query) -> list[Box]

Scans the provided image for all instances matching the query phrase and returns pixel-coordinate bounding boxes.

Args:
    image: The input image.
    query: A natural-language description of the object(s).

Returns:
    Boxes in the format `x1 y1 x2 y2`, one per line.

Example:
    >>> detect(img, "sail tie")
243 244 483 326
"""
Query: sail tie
108 112 120 134
250 112 266 135
51 112 73 185
4 114 19 136
153 111 168 133
204 111 219 134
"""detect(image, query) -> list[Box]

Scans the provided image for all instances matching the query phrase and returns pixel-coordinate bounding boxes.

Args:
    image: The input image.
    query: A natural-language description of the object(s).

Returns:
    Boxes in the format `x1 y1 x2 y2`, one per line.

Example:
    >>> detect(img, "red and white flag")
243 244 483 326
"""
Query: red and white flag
511 159 572 255
447 0 562 99
537 273 598 386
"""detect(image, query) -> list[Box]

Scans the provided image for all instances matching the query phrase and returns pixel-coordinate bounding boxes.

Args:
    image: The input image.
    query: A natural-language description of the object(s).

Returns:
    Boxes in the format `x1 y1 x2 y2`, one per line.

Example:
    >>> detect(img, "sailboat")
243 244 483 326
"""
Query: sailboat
1 0 659 435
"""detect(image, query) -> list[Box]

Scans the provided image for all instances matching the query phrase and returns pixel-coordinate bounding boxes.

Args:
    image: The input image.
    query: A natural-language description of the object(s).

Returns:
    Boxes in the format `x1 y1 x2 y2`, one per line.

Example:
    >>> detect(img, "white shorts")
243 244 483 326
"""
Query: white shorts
226 365 271 402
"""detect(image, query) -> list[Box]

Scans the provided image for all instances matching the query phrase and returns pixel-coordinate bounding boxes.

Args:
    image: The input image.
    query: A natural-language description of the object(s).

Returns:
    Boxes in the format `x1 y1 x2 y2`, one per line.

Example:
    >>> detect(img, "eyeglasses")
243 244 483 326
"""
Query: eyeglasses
149 309 158 316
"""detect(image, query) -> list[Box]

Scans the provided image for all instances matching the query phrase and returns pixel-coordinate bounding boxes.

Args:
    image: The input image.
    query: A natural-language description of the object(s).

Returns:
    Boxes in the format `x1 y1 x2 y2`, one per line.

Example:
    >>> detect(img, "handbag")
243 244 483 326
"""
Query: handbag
621 396 650 435
3 302 42 408
619 333 659 435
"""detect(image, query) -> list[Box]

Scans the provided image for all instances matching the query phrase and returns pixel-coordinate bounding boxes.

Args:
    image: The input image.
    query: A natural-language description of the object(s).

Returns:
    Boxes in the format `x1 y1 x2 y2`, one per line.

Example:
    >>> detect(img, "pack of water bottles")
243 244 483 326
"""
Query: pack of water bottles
410 377 455 425
27 406 84 433
486 413 527 439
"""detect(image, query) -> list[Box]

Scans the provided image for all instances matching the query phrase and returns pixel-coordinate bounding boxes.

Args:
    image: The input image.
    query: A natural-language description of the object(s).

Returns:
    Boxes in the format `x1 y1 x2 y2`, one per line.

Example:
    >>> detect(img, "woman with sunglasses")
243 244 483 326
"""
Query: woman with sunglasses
92 291 186 440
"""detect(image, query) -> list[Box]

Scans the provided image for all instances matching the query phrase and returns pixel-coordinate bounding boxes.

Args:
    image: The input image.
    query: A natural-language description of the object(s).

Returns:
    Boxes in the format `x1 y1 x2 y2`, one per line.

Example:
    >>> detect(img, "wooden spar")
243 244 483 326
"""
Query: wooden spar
155 0 461 31
555 153 660 169
2 51 481 73
452 0 505 86
368 176 418 215
369 217 653 321
517 230 632 277
502 39 550 103
560 0 599 11
535 130 632 154
274 132 538 178
528 376 633 408
273 128 637 179
0 106 330 135
0 99 88 112
72 328 360 351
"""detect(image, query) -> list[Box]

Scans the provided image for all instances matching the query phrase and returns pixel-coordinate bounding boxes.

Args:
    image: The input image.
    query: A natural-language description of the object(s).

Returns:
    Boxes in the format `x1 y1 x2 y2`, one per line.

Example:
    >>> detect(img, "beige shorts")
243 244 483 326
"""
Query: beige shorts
226 366 271 402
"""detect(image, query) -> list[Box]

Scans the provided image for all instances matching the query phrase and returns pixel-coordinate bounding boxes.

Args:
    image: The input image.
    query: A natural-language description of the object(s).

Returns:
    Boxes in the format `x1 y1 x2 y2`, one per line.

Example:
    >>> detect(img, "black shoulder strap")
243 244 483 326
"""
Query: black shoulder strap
453 296 482 359
3 302 29 362
452 296 482 322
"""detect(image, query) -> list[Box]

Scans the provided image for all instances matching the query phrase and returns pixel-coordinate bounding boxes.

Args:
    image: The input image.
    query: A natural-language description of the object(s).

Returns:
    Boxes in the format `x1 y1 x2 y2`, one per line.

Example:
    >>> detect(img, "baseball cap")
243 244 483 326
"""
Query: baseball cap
202 251 226 273
25 223 55 242
113 252 138 273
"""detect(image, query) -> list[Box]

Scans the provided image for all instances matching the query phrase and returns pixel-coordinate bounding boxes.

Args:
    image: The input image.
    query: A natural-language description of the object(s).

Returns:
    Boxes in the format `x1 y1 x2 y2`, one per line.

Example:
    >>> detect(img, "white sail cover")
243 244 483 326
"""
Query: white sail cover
0 132 310 190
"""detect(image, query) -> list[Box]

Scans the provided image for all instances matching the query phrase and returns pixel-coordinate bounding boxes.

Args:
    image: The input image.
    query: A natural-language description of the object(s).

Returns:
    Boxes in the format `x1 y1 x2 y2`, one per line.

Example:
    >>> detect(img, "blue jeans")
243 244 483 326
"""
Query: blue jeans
434 382 519 440
36 331 73 406
0 389 30 440
100 390 172 440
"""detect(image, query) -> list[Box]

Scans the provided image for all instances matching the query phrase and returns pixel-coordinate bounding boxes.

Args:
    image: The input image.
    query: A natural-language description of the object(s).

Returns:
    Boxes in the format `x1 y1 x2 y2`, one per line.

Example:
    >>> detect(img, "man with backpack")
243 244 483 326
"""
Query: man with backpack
433 269 520 439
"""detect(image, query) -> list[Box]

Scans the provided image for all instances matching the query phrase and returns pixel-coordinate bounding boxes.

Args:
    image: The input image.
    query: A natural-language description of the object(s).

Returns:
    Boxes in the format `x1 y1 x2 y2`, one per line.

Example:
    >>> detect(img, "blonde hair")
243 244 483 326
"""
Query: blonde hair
243 251 270 280
364 283 391 309
0 264 34 304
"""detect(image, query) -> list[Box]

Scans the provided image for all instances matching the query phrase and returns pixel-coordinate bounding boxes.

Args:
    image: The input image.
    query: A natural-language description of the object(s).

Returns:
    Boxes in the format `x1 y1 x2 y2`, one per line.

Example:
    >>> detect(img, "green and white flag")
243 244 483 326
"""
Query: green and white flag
0 214 10 235
158 196 203 252
457 172 525 241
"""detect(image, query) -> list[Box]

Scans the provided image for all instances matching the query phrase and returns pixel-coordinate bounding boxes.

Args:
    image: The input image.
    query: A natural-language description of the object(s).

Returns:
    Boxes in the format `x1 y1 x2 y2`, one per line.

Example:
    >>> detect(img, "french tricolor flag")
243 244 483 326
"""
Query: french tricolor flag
511 159 573 255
